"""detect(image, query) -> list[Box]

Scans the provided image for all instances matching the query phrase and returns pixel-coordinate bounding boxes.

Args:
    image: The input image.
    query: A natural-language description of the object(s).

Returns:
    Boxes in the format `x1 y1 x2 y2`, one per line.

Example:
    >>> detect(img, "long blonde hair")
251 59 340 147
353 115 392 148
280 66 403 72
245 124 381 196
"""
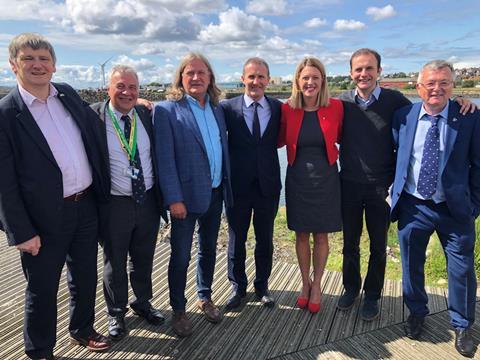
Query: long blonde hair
290 57 330 109
168 52 222 105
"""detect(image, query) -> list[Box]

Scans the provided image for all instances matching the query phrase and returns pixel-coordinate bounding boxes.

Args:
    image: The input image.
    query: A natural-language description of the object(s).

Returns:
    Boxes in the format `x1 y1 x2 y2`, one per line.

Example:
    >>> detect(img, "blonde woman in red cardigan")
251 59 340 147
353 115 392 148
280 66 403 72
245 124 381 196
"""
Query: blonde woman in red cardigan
278 57 343 313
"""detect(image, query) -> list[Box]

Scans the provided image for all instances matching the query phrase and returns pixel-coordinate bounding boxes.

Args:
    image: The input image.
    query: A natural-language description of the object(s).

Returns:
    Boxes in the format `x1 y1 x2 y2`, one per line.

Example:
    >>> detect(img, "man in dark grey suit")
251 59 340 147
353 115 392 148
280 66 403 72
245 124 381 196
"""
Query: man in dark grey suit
221 58 282 310
0 33 111 360
90 65 167 341
154 53 233 337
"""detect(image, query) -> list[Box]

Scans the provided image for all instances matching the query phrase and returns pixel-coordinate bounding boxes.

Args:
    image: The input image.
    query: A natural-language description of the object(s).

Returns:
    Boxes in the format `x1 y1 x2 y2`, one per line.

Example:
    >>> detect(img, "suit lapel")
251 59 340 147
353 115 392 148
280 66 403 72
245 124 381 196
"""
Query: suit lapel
13 87 58 167
55 85 88 136
262 96 277 140
233 95 254 142
177 98 207 154
401 103 421 160
441 100 459 174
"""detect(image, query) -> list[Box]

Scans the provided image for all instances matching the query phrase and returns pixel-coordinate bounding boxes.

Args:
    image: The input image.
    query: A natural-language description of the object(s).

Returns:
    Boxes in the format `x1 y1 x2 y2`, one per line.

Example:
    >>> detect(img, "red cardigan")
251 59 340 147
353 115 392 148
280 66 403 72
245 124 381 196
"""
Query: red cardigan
278 98 343 166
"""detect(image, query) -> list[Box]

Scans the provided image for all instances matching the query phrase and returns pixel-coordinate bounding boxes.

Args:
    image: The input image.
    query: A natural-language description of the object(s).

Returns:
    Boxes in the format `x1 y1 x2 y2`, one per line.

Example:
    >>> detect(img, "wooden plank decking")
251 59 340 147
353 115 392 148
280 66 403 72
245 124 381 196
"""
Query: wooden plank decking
0 229 478 359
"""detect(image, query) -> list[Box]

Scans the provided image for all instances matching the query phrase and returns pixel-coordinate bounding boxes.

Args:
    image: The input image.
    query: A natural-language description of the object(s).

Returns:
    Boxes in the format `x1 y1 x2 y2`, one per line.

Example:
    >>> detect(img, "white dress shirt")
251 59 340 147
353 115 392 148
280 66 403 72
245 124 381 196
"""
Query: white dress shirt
18 83 93 197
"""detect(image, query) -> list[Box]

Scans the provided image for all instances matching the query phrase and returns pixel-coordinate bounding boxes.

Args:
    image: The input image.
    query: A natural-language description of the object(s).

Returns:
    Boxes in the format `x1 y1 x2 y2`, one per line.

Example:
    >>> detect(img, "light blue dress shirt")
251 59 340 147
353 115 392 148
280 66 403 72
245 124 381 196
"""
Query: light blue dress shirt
186 95 223 188
405 102 449 203
242 94 271 136
355 85 381 109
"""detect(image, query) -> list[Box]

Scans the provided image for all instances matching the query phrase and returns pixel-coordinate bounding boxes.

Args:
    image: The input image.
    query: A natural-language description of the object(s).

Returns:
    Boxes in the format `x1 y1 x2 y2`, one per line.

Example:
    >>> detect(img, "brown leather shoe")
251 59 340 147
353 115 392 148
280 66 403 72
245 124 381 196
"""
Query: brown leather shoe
70 330 112 352
171 311 193 337
197 299 223 323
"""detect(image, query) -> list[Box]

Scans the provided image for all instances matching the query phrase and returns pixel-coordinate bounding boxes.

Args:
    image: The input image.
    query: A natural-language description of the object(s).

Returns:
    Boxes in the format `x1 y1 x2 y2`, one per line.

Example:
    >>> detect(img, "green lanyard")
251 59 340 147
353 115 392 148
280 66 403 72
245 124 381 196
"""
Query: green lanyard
107 106 138 163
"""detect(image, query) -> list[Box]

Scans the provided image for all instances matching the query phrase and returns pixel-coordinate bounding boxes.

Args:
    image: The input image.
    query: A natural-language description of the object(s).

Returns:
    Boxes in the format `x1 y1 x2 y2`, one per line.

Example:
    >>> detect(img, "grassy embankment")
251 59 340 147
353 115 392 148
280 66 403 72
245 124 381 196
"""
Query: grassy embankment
245 207 480 288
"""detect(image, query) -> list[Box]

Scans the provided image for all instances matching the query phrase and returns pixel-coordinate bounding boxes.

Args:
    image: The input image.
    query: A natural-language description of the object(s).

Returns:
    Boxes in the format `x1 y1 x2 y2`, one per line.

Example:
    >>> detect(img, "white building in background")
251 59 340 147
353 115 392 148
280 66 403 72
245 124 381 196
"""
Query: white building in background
270 76 282 85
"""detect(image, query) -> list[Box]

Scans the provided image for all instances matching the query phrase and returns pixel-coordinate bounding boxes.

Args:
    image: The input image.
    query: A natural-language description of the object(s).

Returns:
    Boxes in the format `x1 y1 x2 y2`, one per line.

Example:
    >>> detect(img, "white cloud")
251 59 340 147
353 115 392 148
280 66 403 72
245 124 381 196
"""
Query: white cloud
54 64 100 88
65 0 201 40
304 18 328 28
0 0 66 21
140 0 226 13
449 56 480 69
199 7 277 44
219 71 242 82
246 0 288 16
334 19 366 31
366 4 397 21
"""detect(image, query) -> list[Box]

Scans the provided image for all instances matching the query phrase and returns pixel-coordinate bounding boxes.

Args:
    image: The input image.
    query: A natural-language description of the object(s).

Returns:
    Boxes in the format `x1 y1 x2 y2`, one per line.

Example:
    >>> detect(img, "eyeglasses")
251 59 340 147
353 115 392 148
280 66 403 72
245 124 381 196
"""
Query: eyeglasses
418 81 453 90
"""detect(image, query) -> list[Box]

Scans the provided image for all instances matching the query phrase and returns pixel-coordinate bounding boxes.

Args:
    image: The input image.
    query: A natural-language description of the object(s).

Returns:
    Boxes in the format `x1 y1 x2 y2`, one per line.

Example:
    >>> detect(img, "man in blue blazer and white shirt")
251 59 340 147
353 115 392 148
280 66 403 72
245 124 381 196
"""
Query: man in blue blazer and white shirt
221 57 282 310
154 53 233 338
391 60 480 357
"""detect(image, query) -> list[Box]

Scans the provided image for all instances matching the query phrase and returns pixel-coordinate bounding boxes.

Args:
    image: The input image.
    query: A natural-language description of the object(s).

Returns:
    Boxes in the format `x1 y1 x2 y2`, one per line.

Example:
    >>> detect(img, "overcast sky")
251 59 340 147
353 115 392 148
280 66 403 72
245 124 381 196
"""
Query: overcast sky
0 0 479 88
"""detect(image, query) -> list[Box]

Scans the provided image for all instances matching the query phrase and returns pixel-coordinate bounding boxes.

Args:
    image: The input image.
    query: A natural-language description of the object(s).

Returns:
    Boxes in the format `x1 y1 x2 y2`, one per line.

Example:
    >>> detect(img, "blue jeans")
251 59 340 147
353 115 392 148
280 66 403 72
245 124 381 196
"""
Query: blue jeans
168 187 223 311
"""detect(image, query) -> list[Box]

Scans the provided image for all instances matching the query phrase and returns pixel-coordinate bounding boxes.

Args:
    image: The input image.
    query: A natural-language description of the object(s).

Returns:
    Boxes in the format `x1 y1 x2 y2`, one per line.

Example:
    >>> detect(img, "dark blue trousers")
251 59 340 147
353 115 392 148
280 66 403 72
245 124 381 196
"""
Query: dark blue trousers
168 187 223 311
397 193 476 329
226 181 279 296
21 193 98 359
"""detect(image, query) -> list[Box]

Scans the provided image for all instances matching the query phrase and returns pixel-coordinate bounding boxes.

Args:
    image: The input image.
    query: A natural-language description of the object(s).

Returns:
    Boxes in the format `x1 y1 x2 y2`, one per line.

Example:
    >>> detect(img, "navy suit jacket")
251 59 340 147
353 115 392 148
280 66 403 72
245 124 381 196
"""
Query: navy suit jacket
390 100 480 223
90 101 168 223
221 95 282 197
0 83 110 245
154 97 233 214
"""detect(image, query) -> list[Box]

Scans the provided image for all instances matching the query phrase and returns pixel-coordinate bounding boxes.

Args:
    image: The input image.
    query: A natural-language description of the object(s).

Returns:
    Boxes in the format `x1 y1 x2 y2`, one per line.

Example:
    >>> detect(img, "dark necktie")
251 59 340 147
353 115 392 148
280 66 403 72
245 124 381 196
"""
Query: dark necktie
417 115 440 199
252 102 261 142
122 115 146 204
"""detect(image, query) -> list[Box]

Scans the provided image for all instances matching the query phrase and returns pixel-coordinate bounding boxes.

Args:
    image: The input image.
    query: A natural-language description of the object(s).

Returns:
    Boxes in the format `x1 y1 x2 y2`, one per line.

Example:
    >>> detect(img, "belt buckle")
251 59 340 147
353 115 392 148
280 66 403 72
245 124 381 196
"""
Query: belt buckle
73 191 84 201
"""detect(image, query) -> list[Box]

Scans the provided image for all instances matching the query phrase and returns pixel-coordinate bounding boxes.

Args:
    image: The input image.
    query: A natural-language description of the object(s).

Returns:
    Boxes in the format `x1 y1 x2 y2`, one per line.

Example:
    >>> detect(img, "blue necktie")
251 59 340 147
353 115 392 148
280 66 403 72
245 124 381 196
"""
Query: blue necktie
417 115 440 199
122 115 146 204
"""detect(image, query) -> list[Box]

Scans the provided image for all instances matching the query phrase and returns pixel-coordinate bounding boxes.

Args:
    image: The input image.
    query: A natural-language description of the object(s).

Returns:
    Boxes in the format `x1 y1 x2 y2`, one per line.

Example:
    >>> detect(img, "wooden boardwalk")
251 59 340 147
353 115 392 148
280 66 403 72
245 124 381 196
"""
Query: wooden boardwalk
0 229 478 359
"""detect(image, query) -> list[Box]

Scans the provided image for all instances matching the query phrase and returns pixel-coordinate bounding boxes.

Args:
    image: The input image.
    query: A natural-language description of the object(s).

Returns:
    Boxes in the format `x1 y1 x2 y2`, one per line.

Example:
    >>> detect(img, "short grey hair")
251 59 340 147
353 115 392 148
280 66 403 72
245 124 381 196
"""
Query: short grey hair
8 32 56 64
417 60 456 83
243 57 270 76
108 65 139 85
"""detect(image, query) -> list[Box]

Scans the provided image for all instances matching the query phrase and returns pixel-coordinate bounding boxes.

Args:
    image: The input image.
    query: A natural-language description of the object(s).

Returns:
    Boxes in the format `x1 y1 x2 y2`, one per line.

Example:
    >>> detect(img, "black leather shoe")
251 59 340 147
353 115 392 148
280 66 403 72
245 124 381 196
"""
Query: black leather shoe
256 290 275 308
132 306 165 326
455 328 475 357
108 315 127 341
225 293 245 311
337 291 358 310
361 299 379 321
404 315 424 340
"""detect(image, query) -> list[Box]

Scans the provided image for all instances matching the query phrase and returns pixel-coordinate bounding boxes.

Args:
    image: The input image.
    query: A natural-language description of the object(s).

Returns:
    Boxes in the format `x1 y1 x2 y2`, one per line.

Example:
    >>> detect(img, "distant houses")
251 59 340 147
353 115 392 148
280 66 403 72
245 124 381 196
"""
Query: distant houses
379 77 416 89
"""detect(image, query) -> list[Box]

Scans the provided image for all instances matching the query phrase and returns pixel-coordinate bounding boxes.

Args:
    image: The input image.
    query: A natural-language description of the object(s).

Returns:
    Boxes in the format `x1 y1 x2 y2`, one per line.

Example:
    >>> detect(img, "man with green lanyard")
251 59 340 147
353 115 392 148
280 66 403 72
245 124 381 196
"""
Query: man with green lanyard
91 65 167 341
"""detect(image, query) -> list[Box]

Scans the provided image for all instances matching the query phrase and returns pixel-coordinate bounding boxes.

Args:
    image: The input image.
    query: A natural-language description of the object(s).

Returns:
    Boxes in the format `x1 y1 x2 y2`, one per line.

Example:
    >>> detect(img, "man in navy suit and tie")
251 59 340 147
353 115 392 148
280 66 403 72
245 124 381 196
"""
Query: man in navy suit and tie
0 33 111 359
154 53 233 337
221 58 282 310
391 60 480 357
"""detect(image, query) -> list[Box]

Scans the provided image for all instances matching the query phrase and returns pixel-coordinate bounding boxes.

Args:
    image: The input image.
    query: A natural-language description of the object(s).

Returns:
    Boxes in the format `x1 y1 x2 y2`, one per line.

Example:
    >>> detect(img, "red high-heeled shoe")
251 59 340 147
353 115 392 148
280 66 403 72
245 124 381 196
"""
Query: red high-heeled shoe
308 301 321 313
296 296 309 309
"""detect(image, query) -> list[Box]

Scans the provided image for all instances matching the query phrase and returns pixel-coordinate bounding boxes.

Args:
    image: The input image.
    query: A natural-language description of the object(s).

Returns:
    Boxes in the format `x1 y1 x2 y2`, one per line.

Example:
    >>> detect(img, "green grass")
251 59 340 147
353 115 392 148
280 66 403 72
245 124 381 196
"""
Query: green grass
265 207 480 288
